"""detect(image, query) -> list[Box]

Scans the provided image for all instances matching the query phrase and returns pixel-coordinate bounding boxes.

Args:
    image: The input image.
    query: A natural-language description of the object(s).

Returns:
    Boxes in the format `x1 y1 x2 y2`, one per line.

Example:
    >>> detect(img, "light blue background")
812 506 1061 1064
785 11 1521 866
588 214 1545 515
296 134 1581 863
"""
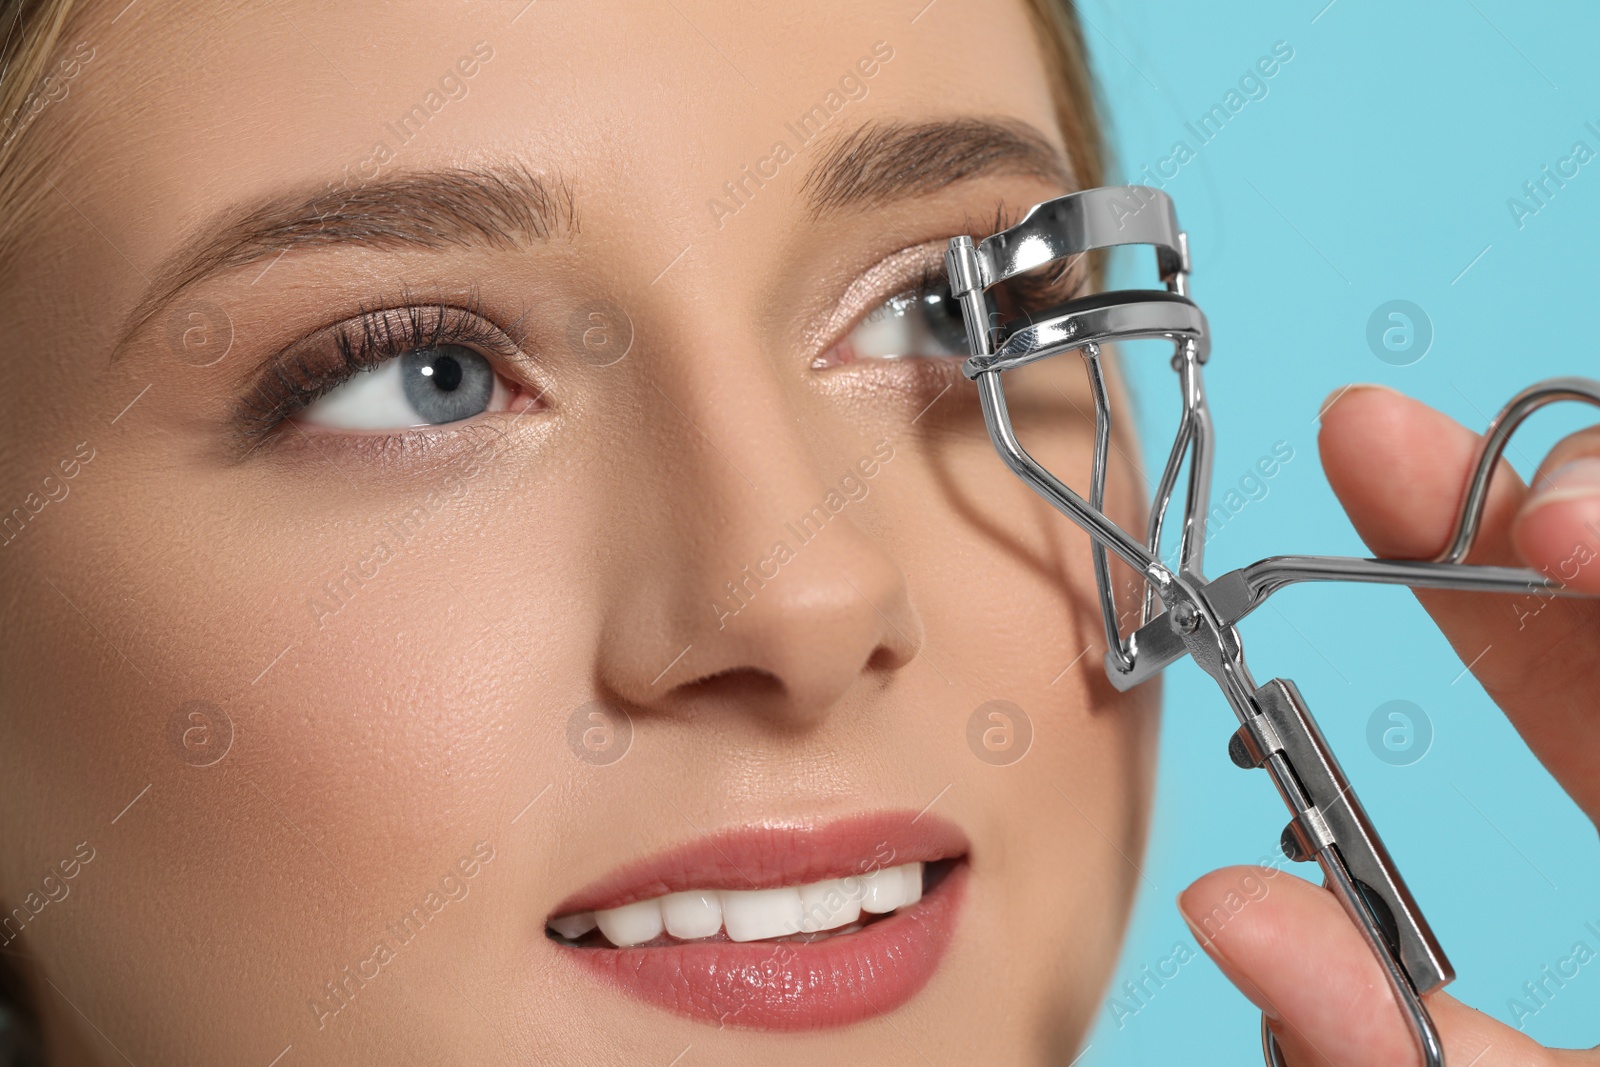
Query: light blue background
1079 1 1600 1061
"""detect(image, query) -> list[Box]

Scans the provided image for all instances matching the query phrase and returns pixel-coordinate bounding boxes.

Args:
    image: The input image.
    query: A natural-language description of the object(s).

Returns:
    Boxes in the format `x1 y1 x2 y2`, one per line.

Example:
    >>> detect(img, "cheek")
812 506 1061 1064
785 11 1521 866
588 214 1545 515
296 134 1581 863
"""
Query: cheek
858 363 1157 1036
0 434 598 1058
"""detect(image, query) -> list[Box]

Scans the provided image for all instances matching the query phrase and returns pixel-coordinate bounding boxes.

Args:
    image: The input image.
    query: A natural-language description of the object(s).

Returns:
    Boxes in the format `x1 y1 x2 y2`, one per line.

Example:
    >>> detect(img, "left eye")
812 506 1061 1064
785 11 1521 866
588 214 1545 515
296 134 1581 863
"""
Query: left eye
814 287 969 369
298 344 511 430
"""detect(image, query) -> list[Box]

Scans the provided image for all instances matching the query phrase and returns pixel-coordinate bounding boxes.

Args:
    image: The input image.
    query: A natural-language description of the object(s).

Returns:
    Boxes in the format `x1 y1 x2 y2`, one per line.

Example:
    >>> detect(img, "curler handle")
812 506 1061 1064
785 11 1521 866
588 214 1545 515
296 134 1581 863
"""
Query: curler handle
1230 677 1449 1067
1435 377 1600 563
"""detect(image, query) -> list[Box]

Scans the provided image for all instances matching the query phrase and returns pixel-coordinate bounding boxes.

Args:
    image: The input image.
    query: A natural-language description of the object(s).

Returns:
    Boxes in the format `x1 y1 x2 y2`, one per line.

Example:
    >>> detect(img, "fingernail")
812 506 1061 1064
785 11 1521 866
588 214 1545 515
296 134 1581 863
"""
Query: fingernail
1176 893 1282 1020
1316 382 1389 421
1529 458 1600 506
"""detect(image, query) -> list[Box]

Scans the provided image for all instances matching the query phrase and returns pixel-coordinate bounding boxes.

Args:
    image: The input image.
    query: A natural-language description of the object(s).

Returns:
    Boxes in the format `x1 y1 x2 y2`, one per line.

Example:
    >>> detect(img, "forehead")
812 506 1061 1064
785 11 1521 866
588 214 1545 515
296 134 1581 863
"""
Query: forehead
43 0 1064 264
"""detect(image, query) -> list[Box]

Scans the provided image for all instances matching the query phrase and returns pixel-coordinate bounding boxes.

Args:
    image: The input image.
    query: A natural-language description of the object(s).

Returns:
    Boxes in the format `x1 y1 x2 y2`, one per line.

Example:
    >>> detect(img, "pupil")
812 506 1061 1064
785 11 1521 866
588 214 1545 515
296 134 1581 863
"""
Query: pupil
431 353 463 392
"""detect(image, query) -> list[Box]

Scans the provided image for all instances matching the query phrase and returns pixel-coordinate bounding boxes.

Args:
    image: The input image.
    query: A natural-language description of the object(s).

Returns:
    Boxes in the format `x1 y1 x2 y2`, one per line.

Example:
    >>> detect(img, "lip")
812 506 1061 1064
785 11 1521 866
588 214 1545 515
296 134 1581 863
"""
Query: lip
547 811 969 1030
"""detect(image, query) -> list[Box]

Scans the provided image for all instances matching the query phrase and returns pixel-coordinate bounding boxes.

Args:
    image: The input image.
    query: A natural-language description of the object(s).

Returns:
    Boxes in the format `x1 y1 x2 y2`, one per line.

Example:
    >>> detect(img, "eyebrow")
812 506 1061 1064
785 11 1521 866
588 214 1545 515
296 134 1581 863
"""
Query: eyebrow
116 118 1068 358
114 162 577 358
800 117 1073 217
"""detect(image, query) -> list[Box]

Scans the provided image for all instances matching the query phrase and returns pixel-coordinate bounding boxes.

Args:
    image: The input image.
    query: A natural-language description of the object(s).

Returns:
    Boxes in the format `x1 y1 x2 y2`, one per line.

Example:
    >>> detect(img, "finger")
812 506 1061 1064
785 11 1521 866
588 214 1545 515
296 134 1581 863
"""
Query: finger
1179 866 1584 1067
1318 384 1600 818
1512 426 1600 595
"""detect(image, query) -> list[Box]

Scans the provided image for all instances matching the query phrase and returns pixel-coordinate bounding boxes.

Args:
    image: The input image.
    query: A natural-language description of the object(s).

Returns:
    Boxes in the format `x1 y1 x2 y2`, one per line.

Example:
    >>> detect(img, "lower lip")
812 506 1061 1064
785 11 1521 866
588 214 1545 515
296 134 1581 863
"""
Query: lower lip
556 862 966 1030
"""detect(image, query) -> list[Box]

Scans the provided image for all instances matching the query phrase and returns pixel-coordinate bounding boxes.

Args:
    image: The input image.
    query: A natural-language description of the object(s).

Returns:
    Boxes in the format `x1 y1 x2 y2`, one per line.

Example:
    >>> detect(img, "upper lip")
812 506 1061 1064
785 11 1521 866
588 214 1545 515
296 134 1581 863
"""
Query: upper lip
547 810 969 918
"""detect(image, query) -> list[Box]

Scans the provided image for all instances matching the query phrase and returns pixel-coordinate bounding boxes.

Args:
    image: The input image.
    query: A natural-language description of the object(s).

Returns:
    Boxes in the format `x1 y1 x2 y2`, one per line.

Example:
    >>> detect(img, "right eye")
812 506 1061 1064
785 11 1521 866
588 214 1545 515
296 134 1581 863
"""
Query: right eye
298 344 515 431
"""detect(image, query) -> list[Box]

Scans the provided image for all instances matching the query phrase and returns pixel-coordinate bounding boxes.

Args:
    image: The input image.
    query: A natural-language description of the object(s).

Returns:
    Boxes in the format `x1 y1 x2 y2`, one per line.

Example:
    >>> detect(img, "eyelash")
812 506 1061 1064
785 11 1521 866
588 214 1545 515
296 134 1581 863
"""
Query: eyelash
231 207 1087 444
902 255 1084 320
236 291 523 441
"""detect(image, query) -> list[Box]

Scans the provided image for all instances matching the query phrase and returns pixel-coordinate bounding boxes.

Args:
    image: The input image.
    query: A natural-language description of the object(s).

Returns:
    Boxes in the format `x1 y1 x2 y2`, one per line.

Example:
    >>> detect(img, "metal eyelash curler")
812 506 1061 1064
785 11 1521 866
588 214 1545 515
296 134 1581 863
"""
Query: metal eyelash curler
944 185 1600 1067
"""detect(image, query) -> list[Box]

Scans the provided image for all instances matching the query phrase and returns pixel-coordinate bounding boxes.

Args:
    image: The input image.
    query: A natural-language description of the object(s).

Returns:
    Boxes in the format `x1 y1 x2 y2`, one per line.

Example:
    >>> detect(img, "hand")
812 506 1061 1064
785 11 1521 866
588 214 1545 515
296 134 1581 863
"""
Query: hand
1179 382 1600 1065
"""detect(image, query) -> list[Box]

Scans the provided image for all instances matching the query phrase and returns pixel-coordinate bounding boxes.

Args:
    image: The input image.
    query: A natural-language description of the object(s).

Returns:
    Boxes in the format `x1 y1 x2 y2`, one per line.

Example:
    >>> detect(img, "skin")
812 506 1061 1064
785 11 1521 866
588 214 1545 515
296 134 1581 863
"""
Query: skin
0 1 1159 1064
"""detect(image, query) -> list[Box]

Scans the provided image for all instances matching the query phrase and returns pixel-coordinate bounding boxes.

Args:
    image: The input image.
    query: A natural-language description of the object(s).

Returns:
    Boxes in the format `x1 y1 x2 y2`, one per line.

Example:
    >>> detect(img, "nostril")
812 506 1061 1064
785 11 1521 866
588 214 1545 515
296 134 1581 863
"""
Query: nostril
678 666 785 703
865 644 905 672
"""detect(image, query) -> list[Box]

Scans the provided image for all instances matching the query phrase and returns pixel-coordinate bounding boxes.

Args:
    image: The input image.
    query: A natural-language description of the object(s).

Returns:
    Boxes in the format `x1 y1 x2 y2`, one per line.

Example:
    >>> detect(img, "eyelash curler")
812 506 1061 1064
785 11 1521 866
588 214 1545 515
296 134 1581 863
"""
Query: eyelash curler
944 185 1600 1067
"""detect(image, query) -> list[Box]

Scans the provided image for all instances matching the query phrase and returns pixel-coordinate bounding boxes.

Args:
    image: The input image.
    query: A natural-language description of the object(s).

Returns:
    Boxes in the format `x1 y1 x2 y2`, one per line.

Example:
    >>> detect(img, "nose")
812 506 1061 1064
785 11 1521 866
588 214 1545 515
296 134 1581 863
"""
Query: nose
593 331 921 733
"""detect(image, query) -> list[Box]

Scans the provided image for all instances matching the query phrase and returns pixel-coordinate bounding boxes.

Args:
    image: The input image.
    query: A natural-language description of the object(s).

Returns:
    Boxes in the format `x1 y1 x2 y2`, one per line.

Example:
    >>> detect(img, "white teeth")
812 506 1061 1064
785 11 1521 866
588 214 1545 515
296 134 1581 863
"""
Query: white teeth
721 886 805 942
548 911 598 940
901 862 923 905
798 878 862 933
859 866 905 914
593 898 663 947
566 861 928 946
661 890 723 940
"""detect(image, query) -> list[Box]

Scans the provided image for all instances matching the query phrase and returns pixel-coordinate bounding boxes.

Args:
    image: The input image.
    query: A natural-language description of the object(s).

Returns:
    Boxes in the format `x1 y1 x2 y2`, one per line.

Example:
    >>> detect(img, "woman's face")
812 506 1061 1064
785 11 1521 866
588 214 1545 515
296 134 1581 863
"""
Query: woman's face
0 1 1158 1062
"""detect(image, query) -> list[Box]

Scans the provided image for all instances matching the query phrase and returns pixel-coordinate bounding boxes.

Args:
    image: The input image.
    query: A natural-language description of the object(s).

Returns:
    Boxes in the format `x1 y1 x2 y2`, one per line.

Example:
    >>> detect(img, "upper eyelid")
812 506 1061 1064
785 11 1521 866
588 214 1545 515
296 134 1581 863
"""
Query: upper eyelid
811 201 1068 353
815 233 1089 367
234 301 526 439
810 241 951 354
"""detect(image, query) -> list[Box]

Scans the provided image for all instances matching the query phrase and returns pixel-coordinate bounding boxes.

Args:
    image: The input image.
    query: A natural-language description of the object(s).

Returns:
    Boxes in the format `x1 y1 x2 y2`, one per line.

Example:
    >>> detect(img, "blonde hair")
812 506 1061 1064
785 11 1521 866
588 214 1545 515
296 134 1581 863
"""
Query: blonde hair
0 2 79 150
0 0 80 270
0 11 79 1054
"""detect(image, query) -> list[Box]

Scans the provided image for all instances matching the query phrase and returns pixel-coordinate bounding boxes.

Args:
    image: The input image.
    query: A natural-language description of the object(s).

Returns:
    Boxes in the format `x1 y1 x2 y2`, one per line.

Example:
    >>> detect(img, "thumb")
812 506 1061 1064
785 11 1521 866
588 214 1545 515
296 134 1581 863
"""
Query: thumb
1177 866 1582 1066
